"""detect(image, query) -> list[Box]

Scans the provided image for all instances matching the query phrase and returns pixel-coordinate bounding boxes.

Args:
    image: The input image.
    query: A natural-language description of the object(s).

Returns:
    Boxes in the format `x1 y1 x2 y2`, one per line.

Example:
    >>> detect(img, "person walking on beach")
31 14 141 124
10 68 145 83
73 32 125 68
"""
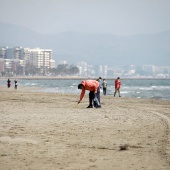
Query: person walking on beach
102 79 107 95
78 80 101 108
114 77 121 97
14 79 18 90
7 78 11 88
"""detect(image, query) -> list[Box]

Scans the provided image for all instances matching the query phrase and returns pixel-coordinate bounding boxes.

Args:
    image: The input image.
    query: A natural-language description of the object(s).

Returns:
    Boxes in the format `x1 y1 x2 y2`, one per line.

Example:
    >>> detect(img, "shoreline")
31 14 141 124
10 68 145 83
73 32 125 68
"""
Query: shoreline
1 86 170 101
1 76 170 80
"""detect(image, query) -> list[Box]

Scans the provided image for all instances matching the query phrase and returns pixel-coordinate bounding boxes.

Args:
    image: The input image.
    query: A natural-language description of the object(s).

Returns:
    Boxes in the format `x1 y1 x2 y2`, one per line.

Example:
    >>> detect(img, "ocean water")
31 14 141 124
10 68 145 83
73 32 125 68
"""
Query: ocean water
1 79 170 100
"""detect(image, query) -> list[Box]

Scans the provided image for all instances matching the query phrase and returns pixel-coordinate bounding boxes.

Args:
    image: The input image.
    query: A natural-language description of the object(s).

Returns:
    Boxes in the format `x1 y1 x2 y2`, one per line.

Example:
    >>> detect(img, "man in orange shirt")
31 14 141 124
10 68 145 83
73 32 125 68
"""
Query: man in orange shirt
78 80 101 108
114 77 121 97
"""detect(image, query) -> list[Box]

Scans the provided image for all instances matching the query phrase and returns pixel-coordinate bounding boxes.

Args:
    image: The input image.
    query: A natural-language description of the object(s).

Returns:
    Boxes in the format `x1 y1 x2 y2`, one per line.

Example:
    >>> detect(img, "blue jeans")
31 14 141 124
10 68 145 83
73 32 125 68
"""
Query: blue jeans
89 86 100 106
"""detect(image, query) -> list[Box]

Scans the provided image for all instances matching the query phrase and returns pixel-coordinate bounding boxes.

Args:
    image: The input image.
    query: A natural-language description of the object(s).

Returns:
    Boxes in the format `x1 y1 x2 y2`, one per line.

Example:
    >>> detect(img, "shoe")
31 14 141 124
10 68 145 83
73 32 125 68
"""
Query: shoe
95 105 101 108
119 96 121 97
86 105 93 108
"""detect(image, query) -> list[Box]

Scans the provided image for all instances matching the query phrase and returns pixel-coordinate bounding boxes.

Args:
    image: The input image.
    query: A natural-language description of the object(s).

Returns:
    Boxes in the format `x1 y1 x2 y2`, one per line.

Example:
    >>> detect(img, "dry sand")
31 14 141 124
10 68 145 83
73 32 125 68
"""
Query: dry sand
0 87 170 170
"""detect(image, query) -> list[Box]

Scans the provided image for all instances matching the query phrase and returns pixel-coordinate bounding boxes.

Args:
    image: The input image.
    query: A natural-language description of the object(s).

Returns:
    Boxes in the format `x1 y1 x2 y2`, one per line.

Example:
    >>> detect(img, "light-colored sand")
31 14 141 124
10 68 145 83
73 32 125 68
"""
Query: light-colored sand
0 87 170 170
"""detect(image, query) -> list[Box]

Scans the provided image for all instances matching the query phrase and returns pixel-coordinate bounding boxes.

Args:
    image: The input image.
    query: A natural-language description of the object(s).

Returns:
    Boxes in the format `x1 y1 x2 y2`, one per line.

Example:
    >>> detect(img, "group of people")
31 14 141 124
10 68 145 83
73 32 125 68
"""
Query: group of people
7 77 120 108
77 77 121 108
7 79 18 89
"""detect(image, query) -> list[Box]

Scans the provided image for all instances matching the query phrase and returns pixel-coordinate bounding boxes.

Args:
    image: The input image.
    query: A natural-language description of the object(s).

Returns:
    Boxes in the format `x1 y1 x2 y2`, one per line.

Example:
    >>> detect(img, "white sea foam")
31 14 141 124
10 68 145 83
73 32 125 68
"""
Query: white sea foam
152 86 170 89
25 83 37 86
139 87 153 90
121 91 129 94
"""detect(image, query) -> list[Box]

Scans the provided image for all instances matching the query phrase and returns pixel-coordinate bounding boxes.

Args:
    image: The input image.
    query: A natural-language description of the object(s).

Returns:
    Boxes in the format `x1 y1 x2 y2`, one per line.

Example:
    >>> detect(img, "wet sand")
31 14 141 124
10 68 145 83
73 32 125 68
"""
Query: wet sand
0 87 170 170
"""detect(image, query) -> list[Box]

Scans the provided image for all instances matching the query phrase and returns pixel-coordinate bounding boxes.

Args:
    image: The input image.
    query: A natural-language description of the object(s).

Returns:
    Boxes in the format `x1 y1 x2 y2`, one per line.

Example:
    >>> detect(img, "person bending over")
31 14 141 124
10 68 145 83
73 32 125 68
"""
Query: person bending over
78 80 101 108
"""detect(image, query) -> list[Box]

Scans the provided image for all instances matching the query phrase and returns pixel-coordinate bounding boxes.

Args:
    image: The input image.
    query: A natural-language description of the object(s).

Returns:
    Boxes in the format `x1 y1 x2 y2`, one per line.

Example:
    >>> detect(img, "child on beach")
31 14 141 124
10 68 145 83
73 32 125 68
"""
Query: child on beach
78 80 101 108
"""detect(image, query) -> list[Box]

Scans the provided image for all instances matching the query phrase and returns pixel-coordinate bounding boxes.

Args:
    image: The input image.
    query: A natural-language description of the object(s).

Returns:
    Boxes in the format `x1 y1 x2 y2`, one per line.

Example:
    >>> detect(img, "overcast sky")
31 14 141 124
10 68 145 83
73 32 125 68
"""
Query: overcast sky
0 0 170 36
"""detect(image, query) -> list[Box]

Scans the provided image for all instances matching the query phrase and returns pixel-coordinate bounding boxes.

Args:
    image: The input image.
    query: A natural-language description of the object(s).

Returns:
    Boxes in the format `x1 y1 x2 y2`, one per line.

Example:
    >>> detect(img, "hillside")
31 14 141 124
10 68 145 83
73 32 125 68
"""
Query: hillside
0 22 170 66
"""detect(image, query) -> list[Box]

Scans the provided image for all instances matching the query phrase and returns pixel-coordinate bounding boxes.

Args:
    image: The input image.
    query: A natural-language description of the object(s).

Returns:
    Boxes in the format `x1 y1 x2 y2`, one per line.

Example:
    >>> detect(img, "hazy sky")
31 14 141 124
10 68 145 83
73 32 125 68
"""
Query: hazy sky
0 0 170 36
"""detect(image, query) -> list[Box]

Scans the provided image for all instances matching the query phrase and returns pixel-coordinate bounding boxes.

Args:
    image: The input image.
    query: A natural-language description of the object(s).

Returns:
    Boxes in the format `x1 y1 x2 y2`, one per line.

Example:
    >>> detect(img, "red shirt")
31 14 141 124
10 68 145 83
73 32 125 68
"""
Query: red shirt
80 80 99 101
115 79 121 89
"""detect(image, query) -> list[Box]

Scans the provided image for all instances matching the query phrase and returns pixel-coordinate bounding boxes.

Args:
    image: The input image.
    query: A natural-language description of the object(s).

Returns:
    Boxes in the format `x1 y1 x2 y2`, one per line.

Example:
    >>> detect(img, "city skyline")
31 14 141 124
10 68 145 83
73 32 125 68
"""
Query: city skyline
0 1 170 67
0 46 170 78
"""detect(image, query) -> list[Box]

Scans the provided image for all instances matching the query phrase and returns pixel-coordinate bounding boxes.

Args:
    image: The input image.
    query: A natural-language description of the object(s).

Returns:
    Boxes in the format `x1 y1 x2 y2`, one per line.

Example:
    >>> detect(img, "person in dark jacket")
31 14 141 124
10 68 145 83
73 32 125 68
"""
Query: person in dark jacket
14 79 18 90
7 79 11 88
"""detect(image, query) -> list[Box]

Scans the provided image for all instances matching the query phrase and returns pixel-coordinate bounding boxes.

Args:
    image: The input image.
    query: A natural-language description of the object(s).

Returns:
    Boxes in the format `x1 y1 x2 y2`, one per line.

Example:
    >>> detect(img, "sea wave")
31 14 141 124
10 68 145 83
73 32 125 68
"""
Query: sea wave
0 79 170 100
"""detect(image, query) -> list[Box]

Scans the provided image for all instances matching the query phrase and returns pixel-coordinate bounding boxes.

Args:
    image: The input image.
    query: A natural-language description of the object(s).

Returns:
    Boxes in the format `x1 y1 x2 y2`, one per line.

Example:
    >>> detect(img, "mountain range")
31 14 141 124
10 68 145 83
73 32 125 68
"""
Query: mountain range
0 22 170 66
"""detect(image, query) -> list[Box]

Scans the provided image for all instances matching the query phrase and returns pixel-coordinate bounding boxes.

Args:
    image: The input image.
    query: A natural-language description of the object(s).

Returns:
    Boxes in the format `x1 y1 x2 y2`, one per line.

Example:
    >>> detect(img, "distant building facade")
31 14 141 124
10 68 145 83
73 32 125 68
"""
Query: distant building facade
0 46 55 75
0 58 4 73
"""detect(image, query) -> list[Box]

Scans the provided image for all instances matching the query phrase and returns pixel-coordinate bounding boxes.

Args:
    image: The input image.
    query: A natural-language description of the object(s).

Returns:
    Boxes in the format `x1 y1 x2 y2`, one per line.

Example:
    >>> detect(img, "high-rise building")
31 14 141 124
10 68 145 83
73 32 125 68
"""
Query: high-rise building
0 47 55 75
29 48 53 74
77 62 88 76
0 47 7 59
0 59 4 72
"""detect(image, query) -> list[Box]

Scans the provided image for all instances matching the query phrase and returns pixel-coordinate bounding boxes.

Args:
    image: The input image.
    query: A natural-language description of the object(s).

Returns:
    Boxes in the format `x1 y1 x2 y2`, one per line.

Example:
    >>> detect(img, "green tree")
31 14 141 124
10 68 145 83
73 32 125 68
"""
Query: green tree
68 65 79 75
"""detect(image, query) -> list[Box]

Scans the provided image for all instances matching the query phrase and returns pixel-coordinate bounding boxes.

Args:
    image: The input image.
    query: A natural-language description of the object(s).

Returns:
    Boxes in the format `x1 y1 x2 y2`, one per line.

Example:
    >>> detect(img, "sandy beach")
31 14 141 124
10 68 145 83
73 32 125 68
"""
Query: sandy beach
0 87 170 170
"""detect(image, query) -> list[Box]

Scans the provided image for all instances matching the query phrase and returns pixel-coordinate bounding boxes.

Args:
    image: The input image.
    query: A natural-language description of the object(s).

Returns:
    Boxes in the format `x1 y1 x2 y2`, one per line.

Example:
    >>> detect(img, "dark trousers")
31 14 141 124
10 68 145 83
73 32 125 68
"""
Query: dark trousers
103 88 106 95
89 87 100 106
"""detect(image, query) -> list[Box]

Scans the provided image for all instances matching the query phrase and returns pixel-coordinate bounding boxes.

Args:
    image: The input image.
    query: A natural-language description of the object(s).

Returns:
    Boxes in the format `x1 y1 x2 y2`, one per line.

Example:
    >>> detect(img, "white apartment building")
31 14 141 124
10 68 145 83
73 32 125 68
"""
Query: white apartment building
29 48 54 74
77 62 88 76
0 58 4 72
50 59 56 68
23 48 31 62
4 59 14 71
0 47 55 75
13 47 24 60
